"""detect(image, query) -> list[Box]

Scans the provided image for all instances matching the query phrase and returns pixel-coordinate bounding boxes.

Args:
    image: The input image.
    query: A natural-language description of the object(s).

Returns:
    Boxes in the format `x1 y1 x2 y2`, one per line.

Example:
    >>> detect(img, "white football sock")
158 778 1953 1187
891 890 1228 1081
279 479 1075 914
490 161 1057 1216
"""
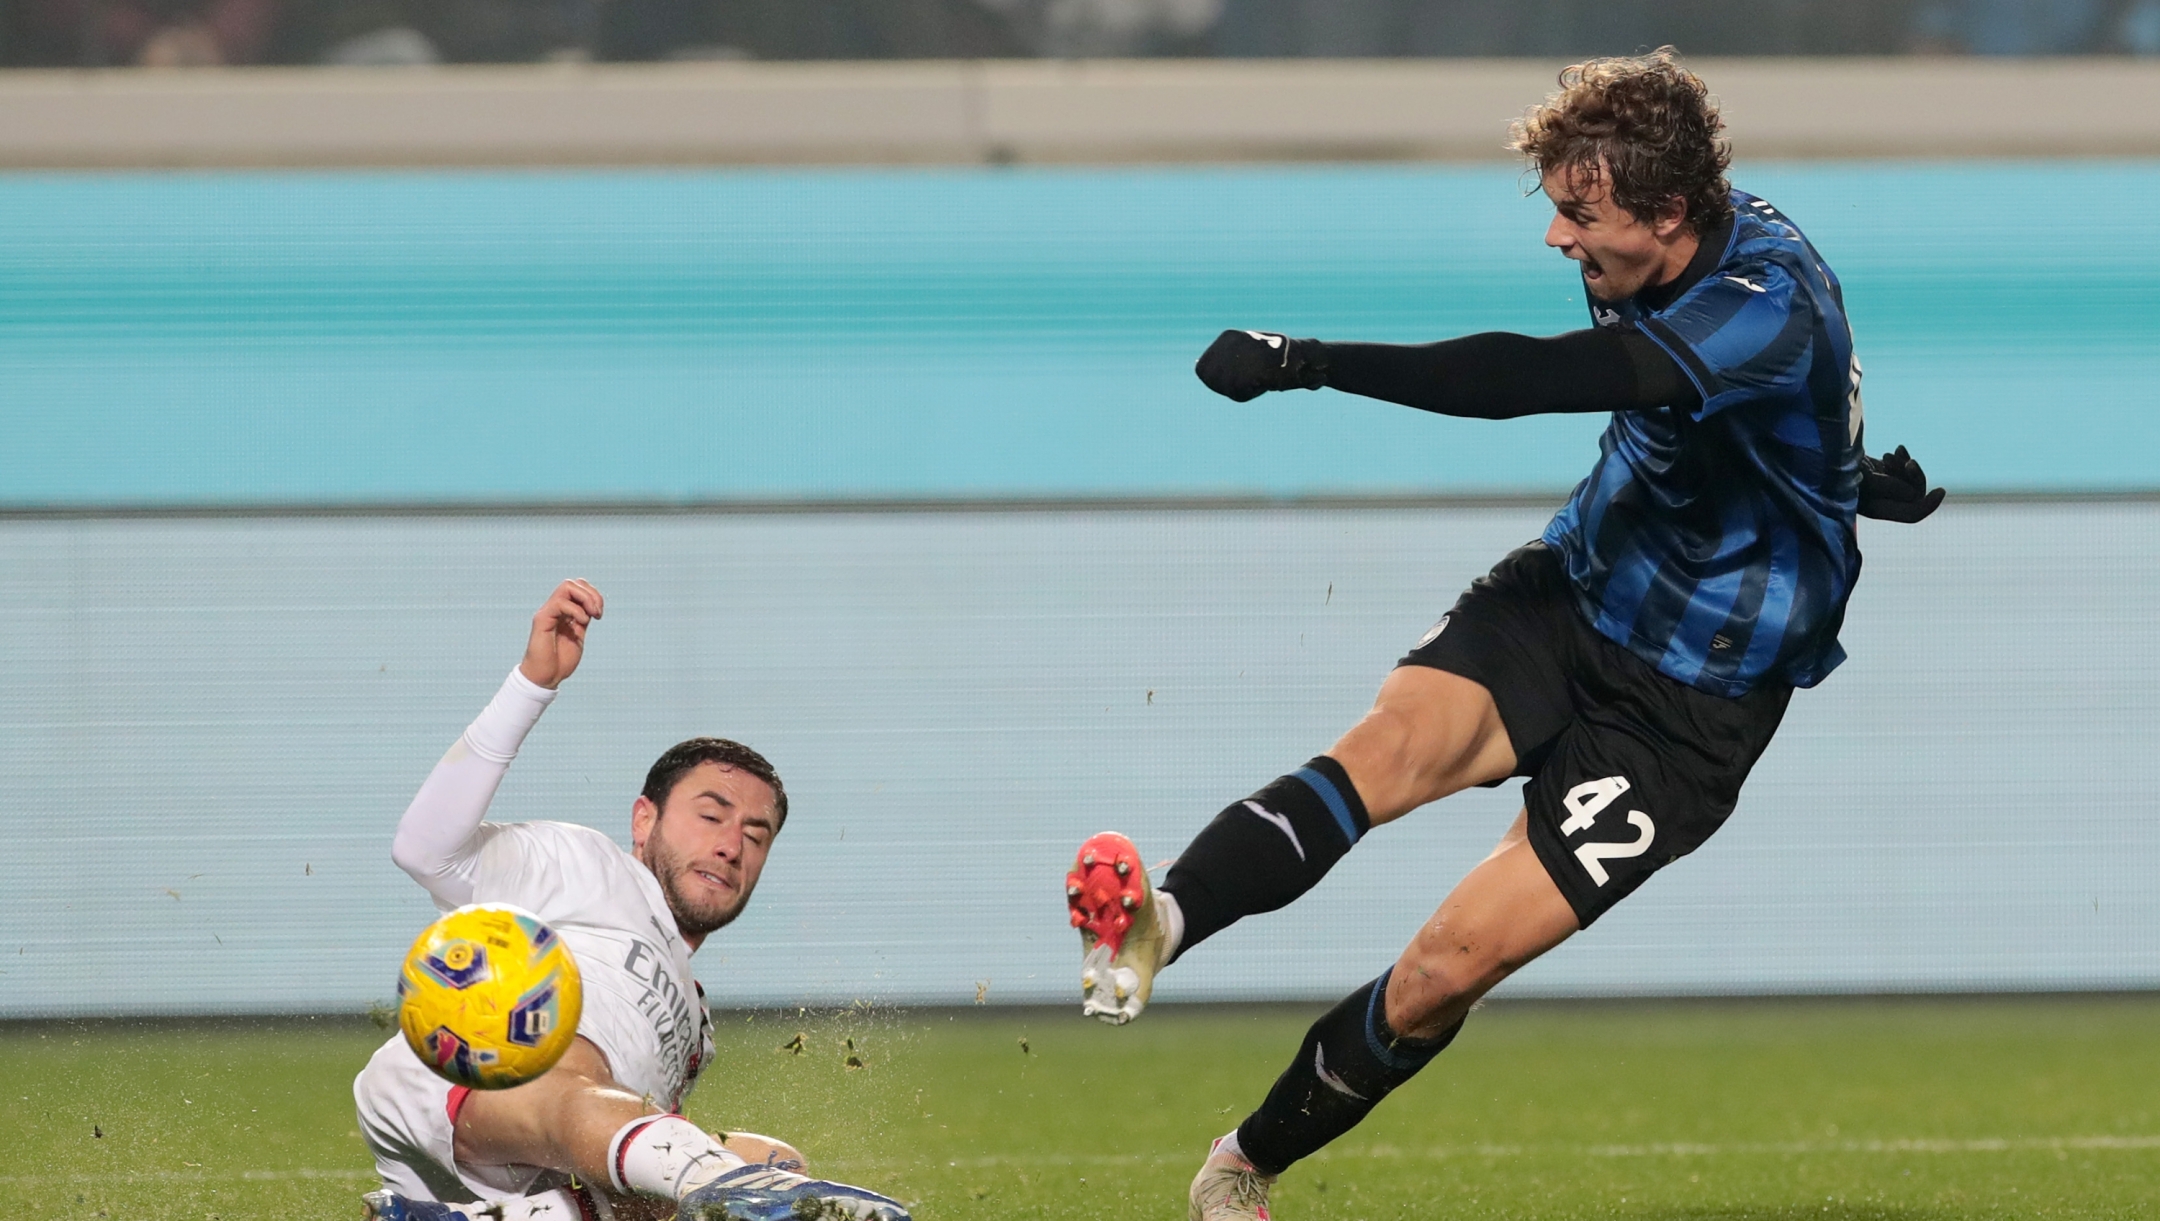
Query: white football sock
606 1114 747 1199
1158 888 1186 960
1214 1128 1255 1167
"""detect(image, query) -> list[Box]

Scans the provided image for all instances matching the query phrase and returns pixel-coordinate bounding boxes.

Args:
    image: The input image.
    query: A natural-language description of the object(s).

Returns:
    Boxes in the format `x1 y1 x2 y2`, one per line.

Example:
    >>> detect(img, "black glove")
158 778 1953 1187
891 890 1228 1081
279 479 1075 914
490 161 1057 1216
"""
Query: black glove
1857 444 1945 523
1195 329 1329 402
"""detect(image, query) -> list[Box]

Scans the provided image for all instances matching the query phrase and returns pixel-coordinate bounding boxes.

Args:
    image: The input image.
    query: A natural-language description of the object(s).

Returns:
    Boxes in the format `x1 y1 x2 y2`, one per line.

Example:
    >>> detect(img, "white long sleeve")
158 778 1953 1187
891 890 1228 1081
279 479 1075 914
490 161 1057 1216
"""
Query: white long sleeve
390 667 558 908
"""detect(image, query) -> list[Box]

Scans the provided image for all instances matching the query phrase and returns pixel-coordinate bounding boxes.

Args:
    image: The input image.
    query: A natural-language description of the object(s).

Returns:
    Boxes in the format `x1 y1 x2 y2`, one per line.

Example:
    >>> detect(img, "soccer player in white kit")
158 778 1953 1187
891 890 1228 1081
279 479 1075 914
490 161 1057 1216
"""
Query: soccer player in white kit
353 580 909 1221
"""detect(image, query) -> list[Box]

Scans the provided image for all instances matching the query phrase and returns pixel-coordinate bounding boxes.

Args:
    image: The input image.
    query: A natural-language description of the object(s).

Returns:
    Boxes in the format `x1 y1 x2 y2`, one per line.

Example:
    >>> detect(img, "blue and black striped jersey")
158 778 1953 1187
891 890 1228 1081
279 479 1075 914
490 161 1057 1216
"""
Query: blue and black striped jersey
1542 191 1864 697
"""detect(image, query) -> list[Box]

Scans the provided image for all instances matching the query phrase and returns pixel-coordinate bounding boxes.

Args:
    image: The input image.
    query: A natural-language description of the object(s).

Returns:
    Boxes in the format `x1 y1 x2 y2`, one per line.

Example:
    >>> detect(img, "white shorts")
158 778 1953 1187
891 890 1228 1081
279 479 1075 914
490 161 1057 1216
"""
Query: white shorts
353 1034 559 1202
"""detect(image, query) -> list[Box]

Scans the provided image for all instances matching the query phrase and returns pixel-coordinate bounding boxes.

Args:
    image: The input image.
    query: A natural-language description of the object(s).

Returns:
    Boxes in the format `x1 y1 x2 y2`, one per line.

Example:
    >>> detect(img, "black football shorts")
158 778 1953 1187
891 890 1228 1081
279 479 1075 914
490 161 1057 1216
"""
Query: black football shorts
1400 541 1791 926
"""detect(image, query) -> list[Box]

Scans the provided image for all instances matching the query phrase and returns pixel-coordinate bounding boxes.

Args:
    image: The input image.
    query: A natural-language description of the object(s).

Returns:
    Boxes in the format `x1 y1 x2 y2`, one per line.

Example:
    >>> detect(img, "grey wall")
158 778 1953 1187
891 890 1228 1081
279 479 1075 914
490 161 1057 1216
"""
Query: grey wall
5 59 2160 167
4 500 2153 1017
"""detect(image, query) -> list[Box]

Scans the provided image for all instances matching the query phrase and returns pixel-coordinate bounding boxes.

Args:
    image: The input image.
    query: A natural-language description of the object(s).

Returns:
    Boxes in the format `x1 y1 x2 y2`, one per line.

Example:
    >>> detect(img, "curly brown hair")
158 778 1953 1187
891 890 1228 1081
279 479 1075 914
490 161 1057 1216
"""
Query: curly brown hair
1510 47 1734 234
643 737 789 830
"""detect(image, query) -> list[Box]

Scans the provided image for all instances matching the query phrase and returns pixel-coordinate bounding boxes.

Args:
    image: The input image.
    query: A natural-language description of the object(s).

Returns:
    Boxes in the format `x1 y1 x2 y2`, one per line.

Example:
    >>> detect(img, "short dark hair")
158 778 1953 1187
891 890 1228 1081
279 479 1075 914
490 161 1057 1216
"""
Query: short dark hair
1510 46 1734 234
642 738 788 830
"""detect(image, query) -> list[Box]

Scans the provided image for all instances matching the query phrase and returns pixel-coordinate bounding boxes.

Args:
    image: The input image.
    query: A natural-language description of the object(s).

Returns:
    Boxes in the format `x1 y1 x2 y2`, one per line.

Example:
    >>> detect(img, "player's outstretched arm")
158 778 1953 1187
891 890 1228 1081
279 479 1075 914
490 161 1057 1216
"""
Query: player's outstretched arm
453 1037 803 1183
1200 328 1942 522
388 581 605 907
453 1036 671 1187
457 1039 912 1219
1194 326 1698 419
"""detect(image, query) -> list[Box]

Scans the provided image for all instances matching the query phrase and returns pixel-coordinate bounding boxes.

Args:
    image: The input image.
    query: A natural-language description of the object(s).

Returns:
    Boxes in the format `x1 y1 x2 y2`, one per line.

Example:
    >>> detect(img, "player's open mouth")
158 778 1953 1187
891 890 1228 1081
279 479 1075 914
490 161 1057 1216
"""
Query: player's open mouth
692 868 733 893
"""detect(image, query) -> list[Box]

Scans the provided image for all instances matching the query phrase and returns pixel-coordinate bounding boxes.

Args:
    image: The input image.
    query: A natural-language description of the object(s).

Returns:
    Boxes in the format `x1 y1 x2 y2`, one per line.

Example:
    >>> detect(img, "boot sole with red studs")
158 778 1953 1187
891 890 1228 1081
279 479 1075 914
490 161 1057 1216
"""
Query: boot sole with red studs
1065 831 1164 1025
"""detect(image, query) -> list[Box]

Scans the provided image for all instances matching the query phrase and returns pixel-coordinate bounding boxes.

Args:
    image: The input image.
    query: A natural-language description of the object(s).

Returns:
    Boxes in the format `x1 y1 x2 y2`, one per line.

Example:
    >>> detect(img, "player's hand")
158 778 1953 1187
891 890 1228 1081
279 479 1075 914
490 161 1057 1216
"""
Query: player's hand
518 579 603 689
1857 444 1945 523
1195 329 1328 402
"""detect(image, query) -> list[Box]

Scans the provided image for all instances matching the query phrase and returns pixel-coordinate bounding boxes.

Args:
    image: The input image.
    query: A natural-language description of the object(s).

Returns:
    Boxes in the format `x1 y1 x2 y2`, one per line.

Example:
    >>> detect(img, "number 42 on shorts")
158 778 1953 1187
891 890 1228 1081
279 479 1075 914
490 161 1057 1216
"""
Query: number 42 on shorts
1558 776 1656 886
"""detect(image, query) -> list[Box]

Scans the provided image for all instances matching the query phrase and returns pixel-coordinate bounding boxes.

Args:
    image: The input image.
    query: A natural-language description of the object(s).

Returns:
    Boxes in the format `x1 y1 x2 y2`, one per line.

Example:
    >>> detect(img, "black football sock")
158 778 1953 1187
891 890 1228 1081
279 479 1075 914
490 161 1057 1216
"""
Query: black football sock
1161 756 1369 959
1234 967 1461 1176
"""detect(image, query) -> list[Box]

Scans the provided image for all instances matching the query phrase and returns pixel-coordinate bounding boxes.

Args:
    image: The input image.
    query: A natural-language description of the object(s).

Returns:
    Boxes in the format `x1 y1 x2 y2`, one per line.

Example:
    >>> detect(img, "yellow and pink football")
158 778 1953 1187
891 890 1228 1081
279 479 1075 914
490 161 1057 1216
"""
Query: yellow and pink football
398 903 582 1089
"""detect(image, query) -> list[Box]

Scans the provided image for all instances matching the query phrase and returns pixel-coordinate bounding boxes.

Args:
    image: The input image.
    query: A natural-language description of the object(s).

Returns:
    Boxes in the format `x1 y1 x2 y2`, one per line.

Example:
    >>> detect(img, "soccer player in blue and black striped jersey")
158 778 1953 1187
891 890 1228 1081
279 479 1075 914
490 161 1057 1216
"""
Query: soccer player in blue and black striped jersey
1058 48 1944 1220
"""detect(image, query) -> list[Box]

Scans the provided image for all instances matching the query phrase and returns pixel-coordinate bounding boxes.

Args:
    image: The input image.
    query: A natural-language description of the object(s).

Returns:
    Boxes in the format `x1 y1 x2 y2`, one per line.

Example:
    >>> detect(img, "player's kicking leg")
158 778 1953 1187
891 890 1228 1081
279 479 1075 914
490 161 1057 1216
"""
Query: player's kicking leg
1065 665 1516 1024
457 1043 909 1220
1065 663 1534 1217
1110 542 1791 1216
359 1035 909 1221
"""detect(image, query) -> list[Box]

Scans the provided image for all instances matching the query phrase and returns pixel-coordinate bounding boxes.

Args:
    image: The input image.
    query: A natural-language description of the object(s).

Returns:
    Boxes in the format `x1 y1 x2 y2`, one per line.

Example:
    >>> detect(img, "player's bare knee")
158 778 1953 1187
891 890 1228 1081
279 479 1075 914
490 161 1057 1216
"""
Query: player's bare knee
1391 920 1524 1026
1336 692 1511 820
1386 941 1490 1025
1383 959 1489 1038
1332 703 1419 778
1336 706 1469 816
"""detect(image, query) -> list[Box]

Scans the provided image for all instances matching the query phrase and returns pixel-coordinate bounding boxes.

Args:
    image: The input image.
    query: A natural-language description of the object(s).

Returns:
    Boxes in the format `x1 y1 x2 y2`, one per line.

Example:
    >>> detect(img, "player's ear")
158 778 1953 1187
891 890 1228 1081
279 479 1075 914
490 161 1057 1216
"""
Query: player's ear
1653 195 1690 239
631 794 660 850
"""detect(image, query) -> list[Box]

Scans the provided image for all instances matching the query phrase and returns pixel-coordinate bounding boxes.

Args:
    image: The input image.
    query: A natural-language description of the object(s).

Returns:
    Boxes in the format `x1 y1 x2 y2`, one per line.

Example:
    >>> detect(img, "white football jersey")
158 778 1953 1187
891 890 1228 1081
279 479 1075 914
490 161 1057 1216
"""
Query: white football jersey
448 820 715 1111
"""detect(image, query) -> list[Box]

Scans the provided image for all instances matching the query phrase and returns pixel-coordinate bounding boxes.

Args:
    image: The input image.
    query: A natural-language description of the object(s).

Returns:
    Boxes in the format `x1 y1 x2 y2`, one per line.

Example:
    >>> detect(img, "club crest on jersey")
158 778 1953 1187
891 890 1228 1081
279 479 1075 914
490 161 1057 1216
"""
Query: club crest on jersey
1416 616 1451 648
419 940 491 990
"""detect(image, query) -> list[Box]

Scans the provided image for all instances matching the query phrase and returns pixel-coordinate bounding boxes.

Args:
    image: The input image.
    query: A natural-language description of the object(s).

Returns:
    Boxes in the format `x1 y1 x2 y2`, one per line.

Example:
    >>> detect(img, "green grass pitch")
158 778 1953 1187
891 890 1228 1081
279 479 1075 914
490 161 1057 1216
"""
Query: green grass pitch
4 995 2156 1219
